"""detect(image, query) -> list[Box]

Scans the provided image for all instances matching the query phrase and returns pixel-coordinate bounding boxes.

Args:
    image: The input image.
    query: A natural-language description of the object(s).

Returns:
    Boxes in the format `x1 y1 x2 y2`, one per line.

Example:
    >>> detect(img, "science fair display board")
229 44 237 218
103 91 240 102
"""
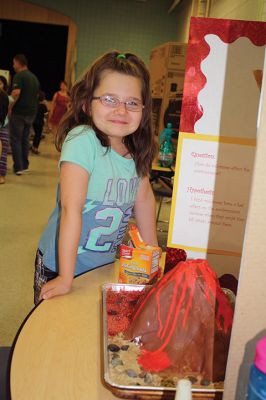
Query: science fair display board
168 17 266 276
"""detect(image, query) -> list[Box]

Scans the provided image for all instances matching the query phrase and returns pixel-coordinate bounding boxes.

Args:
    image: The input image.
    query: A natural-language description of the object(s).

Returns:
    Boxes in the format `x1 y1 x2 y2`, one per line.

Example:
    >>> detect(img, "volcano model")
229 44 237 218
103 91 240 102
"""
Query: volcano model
125 259 234 382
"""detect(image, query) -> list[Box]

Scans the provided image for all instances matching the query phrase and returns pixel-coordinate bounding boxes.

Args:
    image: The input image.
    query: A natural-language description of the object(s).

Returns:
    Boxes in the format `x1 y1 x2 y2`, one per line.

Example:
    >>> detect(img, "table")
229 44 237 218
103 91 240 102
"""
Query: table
152 162 175 173
10 263 119 400
9 257 222 400
151 162 175 191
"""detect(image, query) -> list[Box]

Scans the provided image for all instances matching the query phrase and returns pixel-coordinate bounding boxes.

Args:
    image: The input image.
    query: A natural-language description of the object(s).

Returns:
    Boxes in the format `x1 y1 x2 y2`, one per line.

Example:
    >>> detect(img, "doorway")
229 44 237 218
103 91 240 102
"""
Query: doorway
0 19 68 99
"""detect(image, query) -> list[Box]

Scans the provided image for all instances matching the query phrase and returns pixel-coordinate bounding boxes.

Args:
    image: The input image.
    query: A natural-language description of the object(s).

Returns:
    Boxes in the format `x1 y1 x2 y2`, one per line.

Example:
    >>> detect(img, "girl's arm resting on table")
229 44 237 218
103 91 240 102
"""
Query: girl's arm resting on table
134 176 158 247
40 162 89 301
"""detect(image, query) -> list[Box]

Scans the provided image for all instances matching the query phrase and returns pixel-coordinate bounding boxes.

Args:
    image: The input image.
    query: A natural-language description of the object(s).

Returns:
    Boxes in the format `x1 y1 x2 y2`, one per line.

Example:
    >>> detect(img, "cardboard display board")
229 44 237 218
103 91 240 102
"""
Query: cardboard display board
223 52 266 400
168 17 266 277
149 42 187 135
179 17 266 136
168 133 256 255
149 42 187 97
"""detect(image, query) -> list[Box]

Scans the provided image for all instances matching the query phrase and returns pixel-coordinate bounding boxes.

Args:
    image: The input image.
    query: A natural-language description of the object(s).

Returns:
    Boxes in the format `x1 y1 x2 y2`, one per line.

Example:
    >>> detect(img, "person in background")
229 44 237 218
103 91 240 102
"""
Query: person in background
0 75 9 93
31 90 48 154
34 51 158 304
48 80 70 138
0 76 10 184
9 54 39 175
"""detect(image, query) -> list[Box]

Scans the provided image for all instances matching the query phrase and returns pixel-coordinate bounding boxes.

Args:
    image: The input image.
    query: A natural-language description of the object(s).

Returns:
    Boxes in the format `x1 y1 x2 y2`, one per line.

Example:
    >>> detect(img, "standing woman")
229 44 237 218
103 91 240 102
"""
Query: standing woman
0 76 10 184
49 81 70 138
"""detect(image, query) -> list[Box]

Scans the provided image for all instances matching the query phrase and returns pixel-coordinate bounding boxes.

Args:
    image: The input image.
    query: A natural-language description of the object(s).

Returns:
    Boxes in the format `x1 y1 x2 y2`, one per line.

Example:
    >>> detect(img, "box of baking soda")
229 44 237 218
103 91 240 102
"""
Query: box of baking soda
119 224 161 285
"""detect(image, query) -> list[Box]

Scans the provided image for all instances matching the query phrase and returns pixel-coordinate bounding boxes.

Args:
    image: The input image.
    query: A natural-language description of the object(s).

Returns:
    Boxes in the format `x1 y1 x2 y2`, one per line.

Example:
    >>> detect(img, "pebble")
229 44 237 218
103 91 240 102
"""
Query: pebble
138 371 146 379
188 376 198 384
161 379 175 387
200 378 211 386
125 369 138 378
107 344 120 352
121 345 129 351
111 357 123 367
144 373 153 384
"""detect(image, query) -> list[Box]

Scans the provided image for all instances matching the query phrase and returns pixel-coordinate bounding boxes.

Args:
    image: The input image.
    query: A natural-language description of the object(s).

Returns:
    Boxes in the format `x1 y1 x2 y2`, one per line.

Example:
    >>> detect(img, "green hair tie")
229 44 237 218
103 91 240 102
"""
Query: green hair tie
117 54 126 59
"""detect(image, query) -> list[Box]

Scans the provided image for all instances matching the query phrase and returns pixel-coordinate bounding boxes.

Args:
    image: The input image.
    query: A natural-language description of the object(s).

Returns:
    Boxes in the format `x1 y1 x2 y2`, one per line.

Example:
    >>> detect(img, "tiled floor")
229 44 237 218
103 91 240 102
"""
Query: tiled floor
0 133 171 346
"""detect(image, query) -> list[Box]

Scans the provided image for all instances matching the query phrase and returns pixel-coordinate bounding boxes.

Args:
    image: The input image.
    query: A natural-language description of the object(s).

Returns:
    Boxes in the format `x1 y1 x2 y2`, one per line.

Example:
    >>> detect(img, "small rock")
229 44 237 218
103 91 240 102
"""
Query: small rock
138 371 146 379
200 378 211 386
188 376 198 384
161 379 175 387
125 369 138 378
111 353 120 359
111 357 123 367
121 345 129 351
144 373 153 384
107 344 120 352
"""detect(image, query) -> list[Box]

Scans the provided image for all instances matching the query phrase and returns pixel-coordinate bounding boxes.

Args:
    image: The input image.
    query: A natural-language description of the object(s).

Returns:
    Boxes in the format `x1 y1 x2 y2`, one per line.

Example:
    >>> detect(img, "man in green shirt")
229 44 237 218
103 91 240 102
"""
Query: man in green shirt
10 54 39 175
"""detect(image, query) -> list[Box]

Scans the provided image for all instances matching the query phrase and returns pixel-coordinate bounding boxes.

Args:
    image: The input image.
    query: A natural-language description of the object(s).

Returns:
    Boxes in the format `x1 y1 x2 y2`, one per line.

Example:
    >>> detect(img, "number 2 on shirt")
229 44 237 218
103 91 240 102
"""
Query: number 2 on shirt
84 207 124 252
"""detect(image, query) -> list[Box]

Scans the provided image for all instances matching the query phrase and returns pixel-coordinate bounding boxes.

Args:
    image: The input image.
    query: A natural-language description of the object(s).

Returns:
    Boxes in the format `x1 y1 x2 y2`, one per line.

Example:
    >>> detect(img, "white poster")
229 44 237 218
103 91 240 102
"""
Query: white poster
168 133 256 256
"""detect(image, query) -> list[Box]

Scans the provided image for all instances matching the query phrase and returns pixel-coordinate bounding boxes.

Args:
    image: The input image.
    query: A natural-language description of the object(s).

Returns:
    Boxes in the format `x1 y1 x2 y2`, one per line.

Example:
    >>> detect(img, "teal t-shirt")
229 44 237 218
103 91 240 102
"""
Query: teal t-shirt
39 125 140 275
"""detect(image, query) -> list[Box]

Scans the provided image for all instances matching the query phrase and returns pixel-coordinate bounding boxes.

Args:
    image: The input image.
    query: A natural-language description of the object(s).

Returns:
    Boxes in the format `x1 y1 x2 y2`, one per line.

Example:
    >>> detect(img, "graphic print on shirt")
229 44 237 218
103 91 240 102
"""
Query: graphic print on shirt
77 177 139 255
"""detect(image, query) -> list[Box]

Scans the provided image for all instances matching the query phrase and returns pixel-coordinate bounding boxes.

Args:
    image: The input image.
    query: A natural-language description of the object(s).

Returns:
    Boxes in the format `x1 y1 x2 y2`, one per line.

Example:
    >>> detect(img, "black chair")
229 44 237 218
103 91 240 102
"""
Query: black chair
0 347 11 400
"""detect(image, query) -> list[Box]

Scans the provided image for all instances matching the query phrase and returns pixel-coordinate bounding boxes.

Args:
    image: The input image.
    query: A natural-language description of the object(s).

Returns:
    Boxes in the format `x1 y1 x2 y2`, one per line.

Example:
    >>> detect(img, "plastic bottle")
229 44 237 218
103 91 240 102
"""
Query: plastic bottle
175 379 192 400
158 122 174 167
159 122 174 145
247 336 266 399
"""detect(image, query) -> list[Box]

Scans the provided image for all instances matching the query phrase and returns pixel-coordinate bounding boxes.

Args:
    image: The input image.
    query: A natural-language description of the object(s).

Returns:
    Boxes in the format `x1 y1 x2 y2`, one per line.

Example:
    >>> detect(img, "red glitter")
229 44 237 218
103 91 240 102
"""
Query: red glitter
106 289 147 336
164 247 187 274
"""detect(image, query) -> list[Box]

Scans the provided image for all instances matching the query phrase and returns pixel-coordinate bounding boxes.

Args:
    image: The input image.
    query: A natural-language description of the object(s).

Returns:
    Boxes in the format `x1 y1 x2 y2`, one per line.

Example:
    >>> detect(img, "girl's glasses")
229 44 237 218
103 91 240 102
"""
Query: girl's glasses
92 95 144 112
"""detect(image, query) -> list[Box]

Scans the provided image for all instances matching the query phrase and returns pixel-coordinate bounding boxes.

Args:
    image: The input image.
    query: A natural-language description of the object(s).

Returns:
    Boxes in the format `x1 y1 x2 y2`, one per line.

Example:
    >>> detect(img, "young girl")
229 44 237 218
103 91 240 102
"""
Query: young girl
35 51 158 304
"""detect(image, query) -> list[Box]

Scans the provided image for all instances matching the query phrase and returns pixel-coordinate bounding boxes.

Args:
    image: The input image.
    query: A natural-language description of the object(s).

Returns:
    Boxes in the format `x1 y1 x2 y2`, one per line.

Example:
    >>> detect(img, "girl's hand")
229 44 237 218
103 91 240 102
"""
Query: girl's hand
40 276 73 301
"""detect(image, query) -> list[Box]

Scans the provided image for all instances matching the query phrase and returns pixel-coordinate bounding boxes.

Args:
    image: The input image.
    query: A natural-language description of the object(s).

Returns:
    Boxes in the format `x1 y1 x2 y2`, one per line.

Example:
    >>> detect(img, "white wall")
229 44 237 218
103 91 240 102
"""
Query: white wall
175 0 193 42
175 0 265 44
209 0 263 21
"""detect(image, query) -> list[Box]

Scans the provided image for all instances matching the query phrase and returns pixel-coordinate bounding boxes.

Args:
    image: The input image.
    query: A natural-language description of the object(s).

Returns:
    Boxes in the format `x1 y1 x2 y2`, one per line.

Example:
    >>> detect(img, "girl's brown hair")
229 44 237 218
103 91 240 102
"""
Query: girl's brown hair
56 51 157 177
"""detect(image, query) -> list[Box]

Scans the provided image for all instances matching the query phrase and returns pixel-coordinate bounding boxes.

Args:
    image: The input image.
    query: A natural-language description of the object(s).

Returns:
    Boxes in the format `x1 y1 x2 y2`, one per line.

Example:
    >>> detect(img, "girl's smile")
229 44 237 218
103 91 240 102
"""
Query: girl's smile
108 119 128 124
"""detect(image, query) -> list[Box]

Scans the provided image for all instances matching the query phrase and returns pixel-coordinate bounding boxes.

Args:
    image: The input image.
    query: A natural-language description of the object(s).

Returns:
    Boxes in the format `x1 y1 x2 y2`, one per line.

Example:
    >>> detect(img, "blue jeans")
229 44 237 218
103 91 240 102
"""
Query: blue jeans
10 114 35 172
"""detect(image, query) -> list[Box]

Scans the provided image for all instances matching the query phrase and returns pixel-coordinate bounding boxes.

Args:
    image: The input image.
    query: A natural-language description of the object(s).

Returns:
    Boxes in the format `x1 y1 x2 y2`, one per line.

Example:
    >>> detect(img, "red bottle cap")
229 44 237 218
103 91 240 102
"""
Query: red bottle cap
254 336 266 374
